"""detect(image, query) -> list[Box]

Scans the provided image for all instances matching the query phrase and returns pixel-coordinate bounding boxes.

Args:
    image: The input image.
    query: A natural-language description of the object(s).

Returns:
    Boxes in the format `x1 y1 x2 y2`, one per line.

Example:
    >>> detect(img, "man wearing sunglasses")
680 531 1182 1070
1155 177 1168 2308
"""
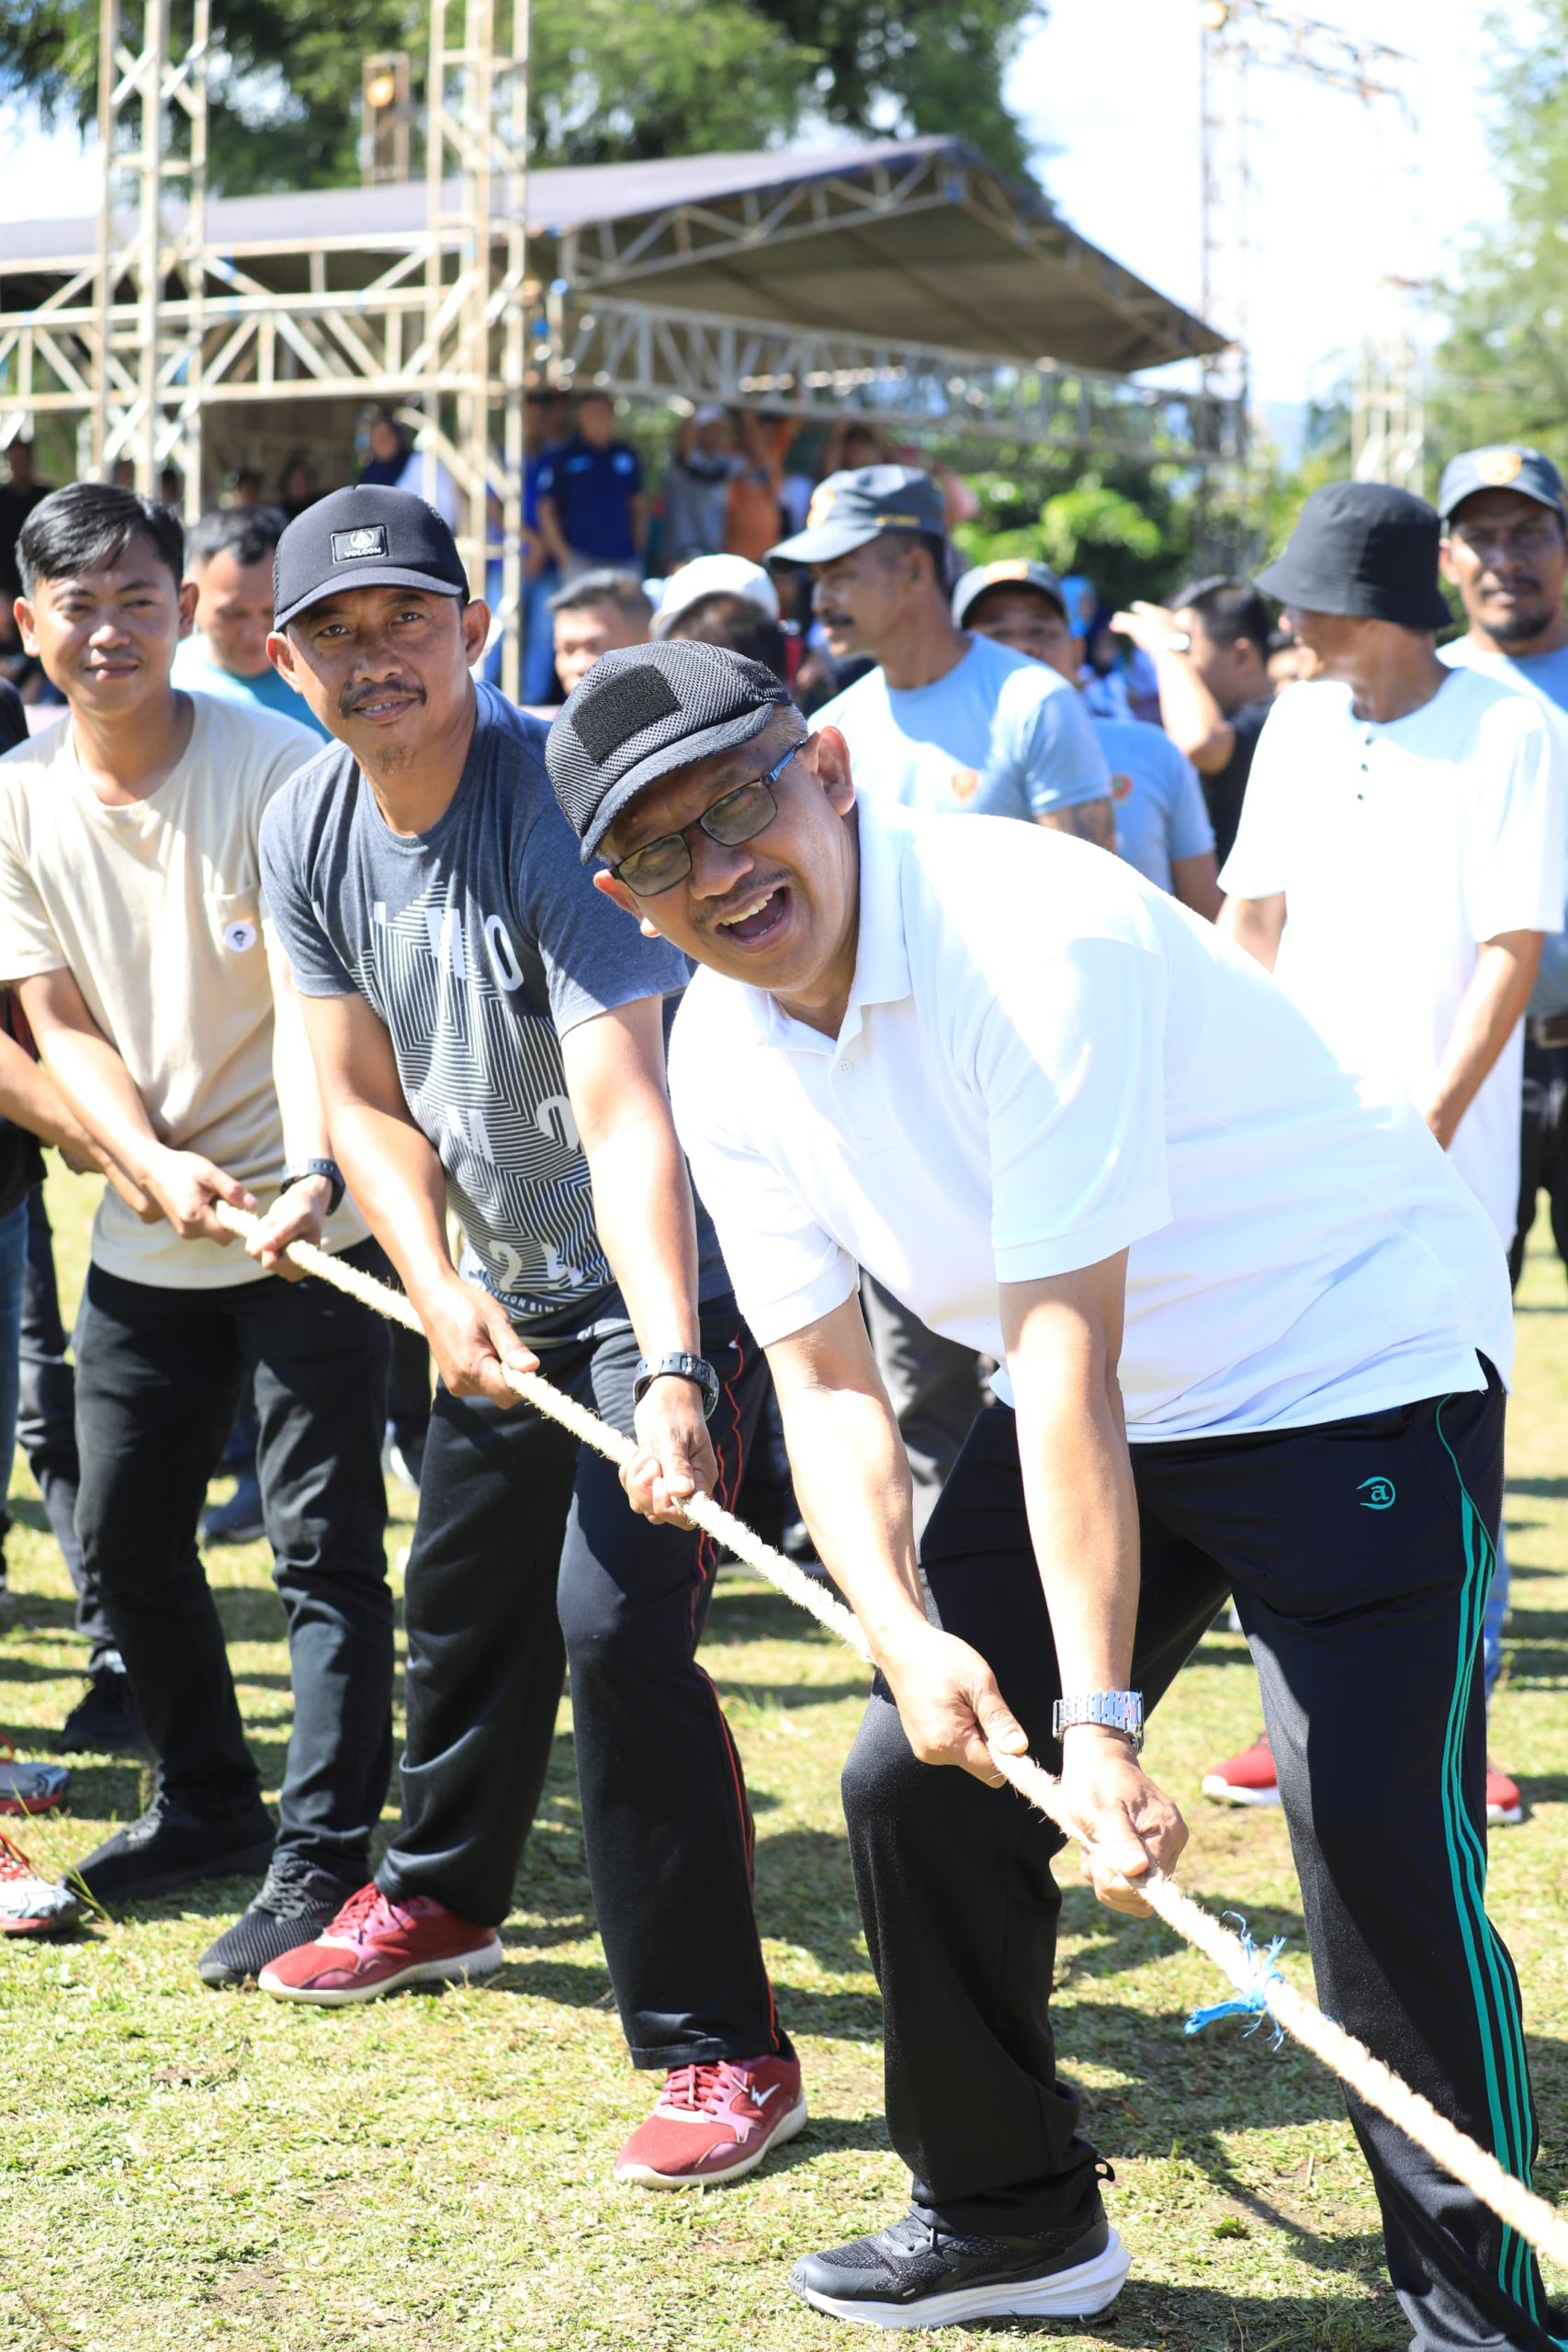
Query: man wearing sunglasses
249 487 805 2190
548 640 1557 2347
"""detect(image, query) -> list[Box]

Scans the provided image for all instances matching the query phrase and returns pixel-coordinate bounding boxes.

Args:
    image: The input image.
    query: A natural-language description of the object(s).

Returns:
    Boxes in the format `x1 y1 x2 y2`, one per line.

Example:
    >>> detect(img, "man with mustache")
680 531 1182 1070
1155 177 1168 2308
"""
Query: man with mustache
547 639 1561 2345
0 481 395 1983
253 486 803 2191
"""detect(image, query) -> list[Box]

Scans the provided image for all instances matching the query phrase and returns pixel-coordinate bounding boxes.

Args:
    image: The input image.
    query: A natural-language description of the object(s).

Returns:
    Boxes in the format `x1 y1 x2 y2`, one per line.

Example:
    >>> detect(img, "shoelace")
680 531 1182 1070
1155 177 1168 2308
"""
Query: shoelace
259 1853 347 1920
330 1883 404 1941
0 1830 39 1879
660 2061 748 2115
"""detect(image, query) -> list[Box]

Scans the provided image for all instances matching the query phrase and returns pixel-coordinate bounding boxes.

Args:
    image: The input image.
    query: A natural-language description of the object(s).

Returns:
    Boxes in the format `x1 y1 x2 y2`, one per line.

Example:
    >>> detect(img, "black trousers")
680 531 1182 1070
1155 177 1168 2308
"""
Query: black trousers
1509 1038 1568 1286
17 1186 101 1654
73 1252 393 1874
844 1374 1561 2352
377 1301 785 2073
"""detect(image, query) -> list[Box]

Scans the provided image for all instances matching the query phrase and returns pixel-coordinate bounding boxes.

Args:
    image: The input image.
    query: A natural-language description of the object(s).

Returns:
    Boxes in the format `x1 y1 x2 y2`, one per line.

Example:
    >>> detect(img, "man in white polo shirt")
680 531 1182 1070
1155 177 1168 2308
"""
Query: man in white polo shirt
546 641 1558 2349
1216 481 1565 1825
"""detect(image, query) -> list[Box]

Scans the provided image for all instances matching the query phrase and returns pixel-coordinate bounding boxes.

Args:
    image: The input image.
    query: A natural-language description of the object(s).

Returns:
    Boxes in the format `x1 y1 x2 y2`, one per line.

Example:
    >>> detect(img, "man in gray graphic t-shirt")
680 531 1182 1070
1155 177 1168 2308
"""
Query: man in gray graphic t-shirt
254 486 804 2192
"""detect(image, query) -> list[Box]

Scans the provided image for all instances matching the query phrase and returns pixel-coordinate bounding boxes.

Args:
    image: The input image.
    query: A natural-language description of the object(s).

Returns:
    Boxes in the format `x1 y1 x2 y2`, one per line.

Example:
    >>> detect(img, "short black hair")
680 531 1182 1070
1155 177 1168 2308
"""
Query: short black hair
1172 574 1269 662
548 569 652 628
874 529 951 593
17 481 184 598
662 592 789 684
187 504 288 571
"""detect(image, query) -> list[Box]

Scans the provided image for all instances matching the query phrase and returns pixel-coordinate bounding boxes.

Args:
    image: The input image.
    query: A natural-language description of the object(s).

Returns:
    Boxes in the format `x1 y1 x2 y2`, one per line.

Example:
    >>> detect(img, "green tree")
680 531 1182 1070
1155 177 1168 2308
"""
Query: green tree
1427 2 1568 469
945 443 1200 616
2 0 1047 198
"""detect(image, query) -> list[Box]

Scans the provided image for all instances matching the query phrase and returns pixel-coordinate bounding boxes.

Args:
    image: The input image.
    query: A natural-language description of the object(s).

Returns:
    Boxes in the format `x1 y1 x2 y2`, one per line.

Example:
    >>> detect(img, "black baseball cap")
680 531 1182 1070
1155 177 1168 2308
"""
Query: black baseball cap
547 639 794 862
951 559 1069 629
273 483 469 628
1257 481 1451 630
1437 445 1567 526
767 464 946 568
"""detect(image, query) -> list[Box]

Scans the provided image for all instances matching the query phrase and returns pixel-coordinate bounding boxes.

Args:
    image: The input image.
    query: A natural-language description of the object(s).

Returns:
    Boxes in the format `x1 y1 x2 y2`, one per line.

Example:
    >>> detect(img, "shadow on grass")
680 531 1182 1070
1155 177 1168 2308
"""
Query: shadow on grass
1507 1476 1568 1501
969 2280 1404 2349
702 1584 845 1650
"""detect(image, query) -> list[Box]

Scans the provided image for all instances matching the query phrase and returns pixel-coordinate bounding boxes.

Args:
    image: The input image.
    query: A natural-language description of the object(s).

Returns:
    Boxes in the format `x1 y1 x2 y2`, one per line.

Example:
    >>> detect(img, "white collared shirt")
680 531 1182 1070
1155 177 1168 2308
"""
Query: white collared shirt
669 800 1514 1440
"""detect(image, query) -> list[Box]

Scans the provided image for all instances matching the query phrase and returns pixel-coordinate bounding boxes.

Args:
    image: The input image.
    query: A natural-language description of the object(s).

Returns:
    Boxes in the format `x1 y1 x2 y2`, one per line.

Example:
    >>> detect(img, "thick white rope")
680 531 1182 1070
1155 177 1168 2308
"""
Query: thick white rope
219 1203 1568 2275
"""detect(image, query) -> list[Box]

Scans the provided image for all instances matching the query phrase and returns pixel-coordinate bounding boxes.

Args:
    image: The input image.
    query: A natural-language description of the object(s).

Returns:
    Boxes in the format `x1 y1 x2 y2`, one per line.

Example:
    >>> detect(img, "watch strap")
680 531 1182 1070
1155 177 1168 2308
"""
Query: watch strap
1052 1690 1145 1753
633 1351 720 1420
278 1158 345 1218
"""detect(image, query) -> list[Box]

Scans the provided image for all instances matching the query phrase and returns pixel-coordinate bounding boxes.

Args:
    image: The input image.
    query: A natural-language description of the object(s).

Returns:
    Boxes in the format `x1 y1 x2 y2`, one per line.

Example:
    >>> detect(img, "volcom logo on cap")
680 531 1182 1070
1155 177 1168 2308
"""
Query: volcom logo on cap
1472 449 1525 487
331 526 389 562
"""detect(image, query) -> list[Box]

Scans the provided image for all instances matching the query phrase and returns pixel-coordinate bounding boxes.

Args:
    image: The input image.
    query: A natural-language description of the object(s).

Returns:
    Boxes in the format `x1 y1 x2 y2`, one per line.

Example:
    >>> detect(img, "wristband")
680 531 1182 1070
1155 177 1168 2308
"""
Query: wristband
1053 1690 1145 1753
633 1351 720 1420
278 1158 344 1218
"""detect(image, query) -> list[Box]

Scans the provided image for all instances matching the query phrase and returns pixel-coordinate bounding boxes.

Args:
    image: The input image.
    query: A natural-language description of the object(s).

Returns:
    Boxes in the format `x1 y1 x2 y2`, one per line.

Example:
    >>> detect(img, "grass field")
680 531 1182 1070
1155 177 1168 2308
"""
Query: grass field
3 1169 1566 2352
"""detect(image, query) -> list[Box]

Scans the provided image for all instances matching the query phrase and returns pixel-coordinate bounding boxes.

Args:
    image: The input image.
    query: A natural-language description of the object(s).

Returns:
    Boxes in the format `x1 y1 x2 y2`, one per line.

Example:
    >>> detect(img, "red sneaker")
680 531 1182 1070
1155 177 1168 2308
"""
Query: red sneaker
0 1831 79 1934
1201 1729 1280 1808
256 1882 503 2005
615 2054 807 2188
1486 1761 1524 1828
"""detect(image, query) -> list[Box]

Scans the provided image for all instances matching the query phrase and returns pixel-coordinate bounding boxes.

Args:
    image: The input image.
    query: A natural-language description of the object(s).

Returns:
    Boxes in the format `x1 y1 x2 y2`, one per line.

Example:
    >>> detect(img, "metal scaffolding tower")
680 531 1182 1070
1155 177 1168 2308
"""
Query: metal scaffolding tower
422 0 530 696
92 0 210 510
1196 0 1415 562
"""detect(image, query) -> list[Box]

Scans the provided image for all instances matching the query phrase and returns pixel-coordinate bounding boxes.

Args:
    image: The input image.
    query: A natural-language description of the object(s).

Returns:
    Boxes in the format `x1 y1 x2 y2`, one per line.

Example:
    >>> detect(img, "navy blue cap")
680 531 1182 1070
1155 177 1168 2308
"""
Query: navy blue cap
273 483 468 628
1438 446 1566 526
767 465 946 567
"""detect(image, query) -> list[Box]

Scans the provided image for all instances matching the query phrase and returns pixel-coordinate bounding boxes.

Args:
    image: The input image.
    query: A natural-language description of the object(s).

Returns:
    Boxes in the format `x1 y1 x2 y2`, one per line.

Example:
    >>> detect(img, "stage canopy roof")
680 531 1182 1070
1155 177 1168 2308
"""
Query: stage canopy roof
0 136 1224 379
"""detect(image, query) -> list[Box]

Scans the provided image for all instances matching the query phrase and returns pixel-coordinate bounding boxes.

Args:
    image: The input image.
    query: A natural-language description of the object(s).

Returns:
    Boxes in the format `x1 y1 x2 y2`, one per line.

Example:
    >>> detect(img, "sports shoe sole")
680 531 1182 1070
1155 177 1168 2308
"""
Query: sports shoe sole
74 1833 278 1910
257 1933 505 2006
615 2091 808 2189
0 1792 66 1816
1200 1774 1281 1808
1488 1801 1524 1828
794 2227 1131 2329
1 1908 79 1936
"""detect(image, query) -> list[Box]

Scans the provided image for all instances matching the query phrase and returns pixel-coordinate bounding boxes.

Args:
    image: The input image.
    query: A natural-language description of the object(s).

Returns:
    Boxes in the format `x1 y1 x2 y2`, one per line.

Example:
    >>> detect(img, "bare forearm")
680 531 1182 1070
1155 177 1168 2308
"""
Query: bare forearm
1219 891 1285 971
1427 935 1543 1148
1154 651 1233 771
0 1027 98 1153
1170 852 1223 922
1014 1371 1141 1690
328 1098 456 1300
19 993 164 1179
584 1114 700 1358
269 956 333 1171
1037 797 1117 851
536 500 570 567
775 1374 928 1658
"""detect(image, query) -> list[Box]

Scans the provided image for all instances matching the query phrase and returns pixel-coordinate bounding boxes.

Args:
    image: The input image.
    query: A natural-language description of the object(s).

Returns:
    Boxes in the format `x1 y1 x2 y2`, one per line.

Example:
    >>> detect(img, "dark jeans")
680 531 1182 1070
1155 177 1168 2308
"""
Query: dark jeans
73 1250 393 1874
378 1300 784 2071
17 1186 101 1652
845 1373 1560 2352
1509 1037 1568 1286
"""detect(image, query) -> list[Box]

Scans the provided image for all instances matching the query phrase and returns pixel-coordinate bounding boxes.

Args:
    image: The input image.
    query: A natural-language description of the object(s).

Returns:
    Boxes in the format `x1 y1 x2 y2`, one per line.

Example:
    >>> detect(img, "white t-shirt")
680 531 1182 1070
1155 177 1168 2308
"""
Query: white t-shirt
0 694 366 1287
669 800 1513 1441
1218 670 1567 1243
816 632 1111 824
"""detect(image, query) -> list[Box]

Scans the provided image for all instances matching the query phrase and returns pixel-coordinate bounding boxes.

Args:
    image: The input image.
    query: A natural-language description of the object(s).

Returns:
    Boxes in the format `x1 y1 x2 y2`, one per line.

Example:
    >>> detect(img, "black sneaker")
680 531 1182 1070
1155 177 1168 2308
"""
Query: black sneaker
197 1851 366 1987
57 1661 150 1756
66 1796 276 1910
789 2199 1130 2329
202 1475 265 1546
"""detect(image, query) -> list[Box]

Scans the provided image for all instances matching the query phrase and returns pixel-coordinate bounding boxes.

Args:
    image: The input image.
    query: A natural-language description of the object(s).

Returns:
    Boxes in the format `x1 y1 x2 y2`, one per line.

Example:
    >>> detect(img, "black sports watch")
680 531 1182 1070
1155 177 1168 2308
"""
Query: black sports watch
633 1351 720 1420
278 1158 345 1218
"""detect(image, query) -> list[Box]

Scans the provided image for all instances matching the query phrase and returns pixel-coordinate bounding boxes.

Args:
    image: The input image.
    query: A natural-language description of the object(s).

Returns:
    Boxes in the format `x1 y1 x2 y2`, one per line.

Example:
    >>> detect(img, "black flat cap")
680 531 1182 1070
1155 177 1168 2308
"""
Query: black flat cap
1257 481 1451 630
547 639 793 862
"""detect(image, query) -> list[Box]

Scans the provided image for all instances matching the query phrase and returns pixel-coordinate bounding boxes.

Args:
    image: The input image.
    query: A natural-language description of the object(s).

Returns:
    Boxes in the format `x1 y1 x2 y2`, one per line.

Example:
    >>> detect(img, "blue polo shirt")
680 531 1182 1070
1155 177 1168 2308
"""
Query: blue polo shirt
535 436 643 563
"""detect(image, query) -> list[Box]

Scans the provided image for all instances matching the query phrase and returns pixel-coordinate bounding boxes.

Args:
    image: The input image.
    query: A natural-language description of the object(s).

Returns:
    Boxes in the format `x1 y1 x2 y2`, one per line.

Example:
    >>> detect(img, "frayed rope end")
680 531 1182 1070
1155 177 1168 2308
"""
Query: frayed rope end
1184 1917 1288 2050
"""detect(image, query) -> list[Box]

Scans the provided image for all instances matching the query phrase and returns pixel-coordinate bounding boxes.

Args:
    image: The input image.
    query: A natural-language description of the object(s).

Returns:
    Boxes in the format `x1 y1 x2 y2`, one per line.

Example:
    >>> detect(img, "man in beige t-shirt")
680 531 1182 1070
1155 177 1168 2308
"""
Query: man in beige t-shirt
0 481 394 1987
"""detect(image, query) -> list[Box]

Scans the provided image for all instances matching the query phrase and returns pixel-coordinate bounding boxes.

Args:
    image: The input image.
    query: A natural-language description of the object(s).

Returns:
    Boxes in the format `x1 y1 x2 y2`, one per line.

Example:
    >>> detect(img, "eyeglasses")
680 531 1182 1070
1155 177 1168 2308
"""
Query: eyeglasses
609 743 801 897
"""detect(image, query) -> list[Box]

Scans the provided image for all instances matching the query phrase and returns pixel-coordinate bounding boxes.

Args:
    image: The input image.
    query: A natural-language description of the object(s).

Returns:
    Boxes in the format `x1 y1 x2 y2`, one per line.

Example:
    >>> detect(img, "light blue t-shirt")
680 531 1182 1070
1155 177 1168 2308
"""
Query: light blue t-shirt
817 632 1111 822
171 635 332 740
1094 717 1213 895
1442 636 1568 1015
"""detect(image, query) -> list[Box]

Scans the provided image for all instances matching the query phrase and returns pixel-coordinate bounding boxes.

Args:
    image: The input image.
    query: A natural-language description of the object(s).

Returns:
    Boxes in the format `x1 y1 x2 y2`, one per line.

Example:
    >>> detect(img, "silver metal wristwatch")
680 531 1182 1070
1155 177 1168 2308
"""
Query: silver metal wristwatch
1053 1690 1145 1753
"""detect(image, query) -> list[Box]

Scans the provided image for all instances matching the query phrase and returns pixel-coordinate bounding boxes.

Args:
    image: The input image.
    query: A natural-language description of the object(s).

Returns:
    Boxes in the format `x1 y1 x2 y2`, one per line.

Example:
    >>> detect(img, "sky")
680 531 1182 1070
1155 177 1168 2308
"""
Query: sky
0 0 1525 411
1006 0 1520 405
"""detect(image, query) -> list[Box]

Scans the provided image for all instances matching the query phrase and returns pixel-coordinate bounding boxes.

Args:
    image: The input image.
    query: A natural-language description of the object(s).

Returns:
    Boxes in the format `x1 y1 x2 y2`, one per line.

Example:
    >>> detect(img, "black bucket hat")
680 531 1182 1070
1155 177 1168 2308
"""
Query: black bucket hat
1257 481 1452 630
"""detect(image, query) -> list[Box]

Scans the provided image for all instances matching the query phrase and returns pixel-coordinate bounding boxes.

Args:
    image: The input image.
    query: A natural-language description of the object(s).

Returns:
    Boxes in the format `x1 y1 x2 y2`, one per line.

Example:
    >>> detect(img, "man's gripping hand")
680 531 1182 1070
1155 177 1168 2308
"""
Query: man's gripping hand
1058 1729 1188 1917
877 1620 1032 1786
419 1272 540 1408
139 1147 258 1244
622 1375 720 1530
244 1173 332 1282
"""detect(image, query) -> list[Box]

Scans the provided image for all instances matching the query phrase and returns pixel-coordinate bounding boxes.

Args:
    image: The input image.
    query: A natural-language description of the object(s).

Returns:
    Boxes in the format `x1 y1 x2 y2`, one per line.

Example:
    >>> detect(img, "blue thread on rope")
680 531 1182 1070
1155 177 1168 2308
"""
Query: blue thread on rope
1183 1917 1288 2049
